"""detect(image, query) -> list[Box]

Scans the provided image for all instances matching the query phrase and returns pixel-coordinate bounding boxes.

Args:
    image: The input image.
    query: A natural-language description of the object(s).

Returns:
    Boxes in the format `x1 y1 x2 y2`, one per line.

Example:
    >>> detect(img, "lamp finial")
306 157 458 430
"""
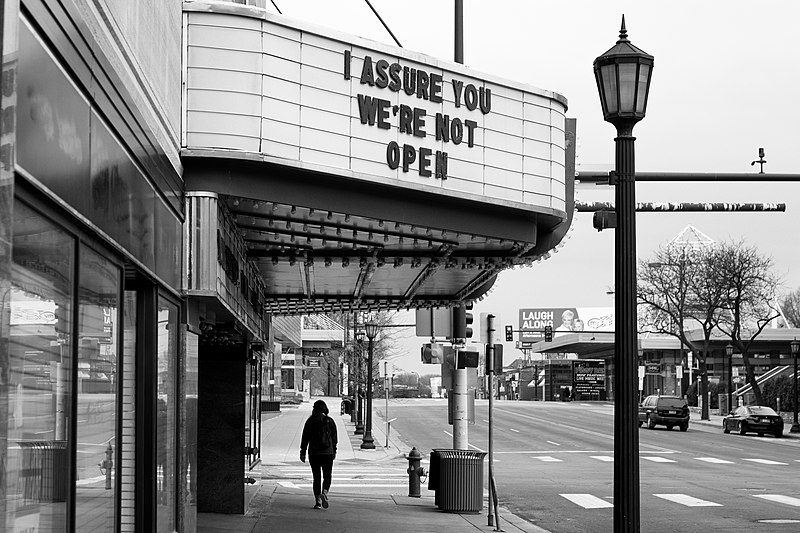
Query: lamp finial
618 15 629 43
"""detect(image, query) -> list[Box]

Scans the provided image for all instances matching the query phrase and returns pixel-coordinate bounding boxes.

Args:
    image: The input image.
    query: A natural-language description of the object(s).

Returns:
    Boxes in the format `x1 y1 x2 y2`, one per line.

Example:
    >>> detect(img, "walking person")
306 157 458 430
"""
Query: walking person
300 400 338 509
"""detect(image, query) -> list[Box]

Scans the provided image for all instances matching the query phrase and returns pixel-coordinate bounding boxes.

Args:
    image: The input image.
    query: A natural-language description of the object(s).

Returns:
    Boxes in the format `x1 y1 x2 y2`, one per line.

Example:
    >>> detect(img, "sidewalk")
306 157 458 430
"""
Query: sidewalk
199 397 547 533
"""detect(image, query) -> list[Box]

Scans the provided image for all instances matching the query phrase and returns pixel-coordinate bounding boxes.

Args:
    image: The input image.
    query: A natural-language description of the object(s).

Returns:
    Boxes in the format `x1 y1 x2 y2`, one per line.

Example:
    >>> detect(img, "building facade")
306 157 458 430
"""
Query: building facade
1 1 573 531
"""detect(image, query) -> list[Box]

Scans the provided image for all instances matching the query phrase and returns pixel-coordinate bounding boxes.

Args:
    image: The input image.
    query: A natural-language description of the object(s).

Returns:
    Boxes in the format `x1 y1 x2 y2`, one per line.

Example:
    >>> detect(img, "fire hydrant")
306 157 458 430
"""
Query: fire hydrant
98 443 114 489
406 447 426 498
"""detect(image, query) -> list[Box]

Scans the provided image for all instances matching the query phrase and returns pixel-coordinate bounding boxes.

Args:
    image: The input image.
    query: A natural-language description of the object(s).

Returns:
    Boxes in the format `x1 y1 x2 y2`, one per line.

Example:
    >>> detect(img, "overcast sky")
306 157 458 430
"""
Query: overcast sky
265 1 800 374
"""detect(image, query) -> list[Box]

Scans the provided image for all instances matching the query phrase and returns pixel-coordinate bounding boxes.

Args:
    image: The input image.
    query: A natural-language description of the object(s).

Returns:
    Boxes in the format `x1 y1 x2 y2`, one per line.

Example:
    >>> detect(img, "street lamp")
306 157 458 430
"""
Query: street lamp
791 338 800 433
361 321 379 449
354 328 365 434
725 343 734 414
593 15 654 533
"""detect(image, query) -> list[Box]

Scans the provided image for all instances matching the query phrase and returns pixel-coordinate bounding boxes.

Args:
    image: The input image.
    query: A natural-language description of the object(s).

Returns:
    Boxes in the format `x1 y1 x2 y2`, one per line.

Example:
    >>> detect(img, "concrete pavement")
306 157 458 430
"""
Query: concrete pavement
199 397 548 533
197 400 799 533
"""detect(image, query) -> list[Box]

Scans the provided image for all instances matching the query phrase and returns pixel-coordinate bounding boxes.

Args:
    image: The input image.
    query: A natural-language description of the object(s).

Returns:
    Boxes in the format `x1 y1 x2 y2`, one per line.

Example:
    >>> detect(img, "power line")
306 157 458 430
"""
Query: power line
364 0 403 48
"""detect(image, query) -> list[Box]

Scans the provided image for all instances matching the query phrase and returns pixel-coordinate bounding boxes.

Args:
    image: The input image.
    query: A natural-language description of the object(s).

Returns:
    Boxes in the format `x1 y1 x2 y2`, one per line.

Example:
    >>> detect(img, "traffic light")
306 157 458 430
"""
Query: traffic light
544 325 553 342
504 325 513 342
464 302 473 339
450 302 474 340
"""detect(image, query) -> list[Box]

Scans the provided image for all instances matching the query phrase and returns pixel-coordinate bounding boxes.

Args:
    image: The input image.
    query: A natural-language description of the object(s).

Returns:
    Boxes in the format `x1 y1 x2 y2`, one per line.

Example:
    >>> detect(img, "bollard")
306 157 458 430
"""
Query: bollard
406 447 426 498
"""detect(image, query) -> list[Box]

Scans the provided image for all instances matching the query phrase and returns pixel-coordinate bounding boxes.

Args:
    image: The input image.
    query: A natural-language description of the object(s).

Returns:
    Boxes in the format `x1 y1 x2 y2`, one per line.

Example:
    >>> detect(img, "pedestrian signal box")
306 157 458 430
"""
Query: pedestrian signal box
456 349 479 369
486 344 503 374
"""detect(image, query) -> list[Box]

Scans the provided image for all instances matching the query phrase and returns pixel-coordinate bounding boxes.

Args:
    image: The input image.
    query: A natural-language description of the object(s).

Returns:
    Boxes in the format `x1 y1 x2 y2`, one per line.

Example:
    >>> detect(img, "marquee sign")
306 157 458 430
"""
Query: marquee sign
345 50 491 180
184 4 569 212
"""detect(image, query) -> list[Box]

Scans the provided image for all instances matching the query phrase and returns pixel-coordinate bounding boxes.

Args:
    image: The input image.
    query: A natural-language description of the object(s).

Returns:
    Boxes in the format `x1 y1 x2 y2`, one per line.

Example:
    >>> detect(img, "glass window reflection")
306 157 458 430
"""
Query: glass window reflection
156 298 178 532
75 246 120 530
7 202 74 532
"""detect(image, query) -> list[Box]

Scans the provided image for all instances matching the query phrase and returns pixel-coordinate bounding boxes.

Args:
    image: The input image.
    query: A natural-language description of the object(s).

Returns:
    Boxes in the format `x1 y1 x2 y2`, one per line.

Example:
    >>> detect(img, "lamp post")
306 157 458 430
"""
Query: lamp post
725 343 734 414
354 329 365 434
361 321 379 449
593 15 654 533
791 338 800 433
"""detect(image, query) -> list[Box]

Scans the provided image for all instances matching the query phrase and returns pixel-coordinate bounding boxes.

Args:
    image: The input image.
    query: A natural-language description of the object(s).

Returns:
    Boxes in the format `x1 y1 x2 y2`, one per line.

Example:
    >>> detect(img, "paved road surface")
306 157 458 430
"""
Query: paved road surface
384 398 800 532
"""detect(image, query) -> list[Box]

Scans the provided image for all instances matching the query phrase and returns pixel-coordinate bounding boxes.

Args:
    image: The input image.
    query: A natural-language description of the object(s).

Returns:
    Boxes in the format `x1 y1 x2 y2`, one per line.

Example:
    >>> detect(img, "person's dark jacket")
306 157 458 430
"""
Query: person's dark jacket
301 411 338 457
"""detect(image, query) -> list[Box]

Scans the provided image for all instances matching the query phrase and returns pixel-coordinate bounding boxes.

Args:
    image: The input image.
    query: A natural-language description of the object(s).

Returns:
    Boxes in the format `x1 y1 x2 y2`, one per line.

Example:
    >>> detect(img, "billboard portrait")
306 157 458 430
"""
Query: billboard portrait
518 307 614 342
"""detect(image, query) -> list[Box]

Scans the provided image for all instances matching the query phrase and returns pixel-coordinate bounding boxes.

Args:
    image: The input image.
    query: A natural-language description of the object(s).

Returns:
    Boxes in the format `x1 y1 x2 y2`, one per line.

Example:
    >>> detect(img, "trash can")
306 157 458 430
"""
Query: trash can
431 449 487 513
20 440 68 502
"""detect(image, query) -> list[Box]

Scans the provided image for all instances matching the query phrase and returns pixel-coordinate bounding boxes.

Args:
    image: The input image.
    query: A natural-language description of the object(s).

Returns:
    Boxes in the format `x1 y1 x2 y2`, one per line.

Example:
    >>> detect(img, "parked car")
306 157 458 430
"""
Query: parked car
722 405 783 438
638 395 689 431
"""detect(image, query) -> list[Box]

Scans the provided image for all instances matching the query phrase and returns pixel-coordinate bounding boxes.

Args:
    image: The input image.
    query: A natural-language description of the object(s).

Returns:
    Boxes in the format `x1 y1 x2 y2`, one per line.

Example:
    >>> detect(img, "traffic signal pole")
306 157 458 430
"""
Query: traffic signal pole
452 6 468 452
453 362 468 449
451 303 471 450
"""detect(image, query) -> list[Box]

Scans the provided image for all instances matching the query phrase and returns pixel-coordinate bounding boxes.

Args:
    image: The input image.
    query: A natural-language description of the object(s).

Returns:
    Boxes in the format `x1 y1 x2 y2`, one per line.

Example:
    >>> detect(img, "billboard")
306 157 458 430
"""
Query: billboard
518 307 614 342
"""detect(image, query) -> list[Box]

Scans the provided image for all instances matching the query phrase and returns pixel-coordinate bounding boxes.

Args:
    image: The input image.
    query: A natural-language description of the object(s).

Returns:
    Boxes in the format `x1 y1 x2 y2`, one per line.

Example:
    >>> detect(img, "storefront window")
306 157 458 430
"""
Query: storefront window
7 202 74 532
75 247 120 530
156 298 178 532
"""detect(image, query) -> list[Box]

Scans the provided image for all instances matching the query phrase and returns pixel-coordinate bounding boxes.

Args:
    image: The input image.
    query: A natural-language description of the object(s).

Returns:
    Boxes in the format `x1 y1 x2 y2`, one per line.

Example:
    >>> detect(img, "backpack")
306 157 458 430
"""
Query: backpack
315 415 334 448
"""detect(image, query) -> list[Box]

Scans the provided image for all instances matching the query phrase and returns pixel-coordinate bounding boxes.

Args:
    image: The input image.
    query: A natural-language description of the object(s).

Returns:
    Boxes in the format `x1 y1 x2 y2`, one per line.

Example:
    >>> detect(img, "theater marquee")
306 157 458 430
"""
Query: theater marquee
184 3 569 212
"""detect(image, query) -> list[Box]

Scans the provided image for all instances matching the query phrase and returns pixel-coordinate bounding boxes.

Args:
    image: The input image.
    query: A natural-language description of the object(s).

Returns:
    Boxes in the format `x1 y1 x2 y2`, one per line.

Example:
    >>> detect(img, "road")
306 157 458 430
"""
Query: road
382 398 800 532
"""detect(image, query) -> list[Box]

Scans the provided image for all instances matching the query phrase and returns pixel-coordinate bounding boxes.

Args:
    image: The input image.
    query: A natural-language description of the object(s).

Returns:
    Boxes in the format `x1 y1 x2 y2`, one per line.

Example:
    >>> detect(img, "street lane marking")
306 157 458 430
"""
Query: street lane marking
641 456 676 463
580 403 592 406
284 482 407 488
591 456 614 462
509 428 520 433
743 458 788 465
442 431 486 452
560 494 613 509
495 407 678 454
654 494 722 507
546 440 561 446
754 495 800 507
695 457 735 464
531 456 562 462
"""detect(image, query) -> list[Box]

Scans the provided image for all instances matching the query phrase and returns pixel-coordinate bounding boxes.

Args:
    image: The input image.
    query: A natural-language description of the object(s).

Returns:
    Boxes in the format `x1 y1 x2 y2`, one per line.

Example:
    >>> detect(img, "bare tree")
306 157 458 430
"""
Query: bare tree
715 241 782 406
781 287 800 328
638 245 727 420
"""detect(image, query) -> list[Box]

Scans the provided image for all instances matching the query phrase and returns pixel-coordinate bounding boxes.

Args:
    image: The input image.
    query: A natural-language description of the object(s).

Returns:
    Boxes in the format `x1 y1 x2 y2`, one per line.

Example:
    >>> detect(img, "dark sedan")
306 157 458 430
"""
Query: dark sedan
723 406 783 438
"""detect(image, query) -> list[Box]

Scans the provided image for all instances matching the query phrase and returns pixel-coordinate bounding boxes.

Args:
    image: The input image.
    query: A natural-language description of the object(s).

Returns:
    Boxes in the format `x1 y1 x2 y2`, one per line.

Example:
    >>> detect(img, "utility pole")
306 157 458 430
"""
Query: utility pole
451 0 468 453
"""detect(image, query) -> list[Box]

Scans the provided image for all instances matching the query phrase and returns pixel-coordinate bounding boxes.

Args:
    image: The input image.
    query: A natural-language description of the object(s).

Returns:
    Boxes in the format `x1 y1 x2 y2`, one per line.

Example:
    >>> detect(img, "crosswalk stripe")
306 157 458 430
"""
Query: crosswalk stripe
695 457 735 464
754 495 800 507
560 494 613 509
654 494 722 507
288 483 407 488
743 458 788 465
642 456 676 463
531 456 562 462
591 456 614 462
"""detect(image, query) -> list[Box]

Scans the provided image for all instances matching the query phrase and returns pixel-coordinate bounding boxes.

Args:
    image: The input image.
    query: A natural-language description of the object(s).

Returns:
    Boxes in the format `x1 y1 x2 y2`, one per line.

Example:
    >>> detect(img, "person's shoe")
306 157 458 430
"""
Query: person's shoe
320 490 329 509
314 497 322 509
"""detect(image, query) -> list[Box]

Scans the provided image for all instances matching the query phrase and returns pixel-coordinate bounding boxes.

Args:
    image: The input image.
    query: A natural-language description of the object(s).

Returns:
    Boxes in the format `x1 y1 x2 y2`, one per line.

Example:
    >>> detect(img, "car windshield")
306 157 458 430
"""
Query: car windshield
748 406 777 416
658 398 686 409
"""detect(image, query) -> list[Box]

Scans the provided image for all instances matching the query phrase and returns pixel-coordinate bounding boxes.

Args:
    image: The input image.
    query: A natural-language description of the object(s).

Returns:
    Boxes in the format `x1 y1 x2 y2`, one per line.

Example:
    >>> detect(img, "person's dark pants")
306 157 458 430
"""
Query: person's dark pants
309 454 334 497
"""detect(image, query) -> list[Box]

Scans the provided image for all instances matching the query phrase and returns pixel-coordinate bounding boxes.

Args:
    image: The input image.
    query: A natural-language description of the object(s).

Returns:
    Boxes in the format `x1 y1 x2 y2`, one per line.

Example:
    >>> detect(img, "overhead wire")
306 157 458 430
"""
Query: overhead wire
364 0 403 47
